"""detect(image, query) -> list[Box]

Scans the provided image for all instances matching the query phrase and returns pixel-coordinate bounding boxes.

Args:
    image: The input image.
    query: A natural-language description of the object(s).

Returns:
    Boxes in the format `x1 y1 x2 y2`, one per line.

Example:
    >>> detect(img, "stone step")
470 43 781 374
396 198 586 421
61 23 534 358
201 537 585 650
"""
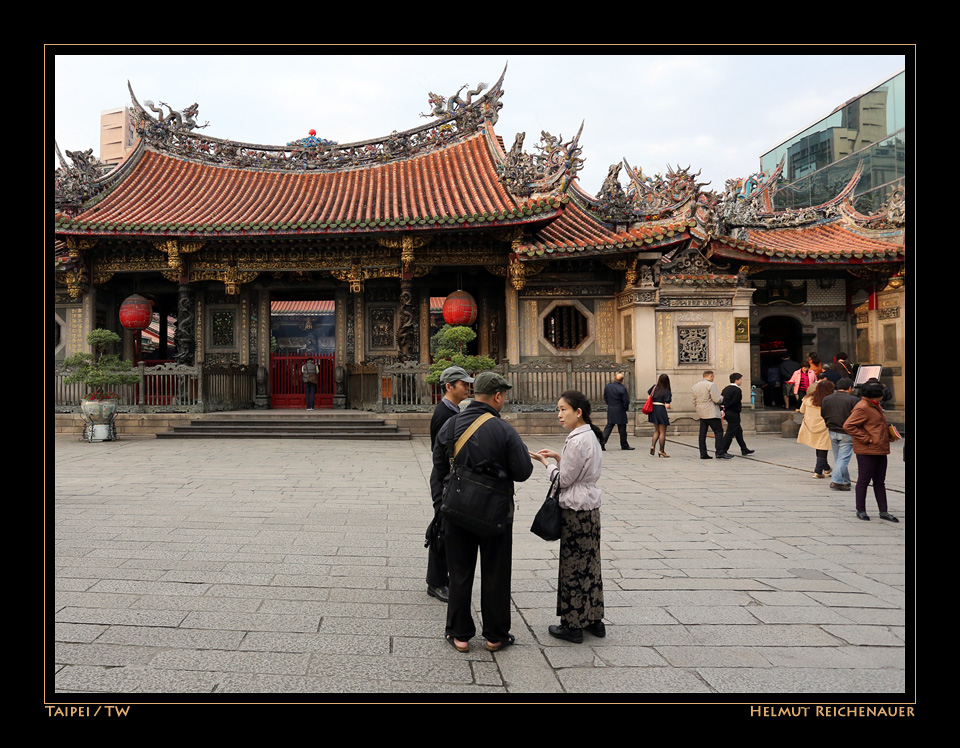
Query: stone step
157 429 411 439
156 411 411 439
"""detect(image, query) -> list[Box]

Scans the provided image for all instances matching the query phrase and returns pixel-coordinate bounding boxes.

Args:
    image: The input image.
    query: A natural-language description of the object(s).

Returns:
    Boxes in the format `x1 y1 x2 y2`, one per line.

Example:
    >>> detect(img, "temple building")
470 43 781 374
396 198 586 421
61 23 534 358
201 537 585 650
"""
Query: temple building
54 67 906 431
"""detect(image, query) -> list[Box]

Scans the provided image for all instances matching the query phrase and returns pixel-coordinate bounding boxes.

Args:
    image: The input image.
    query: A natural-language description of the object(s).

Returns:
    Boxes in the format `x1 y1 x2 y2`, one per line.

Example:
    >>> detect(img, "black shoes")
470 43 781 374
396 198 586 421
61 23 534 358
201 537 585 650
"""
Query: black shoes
549 621 606 642
700 455 713 460
584 621 606 638
622 446 635 451
742 449 755 455
856 511 870 521
427 585 449 602
717 452 734 460
879 512 900 523
548 624 583 643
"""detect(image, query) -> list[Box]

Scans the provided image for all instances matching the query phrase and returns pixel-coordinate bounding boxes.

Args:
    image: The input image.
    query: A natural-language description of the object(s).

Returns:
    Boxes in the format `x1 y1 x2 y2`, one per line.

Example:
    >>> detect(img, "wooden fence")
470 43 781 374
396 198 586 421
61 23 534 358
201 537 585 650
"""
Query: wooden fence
54 361 257 413
346 360 632 412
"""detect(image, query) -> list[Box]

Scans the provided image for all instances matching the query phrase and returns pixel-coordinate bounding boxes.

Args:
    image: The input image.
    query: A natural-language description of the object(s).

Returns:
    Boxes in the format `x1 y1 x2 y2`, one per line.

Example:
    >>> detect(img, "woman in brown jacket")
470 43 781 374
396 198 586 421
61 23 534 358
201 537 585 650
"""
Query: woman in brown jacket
843 381 898 522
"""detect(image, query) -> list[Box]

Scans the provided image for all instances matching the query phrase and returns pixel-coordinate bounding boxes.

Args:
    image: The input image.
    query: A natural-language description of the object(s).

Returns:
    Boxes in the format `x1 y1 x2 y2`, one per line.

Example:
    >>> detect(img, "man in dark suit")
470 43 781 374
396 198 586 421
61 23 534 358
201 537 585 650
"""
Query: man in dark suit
602 372 634 451
719 372 754 457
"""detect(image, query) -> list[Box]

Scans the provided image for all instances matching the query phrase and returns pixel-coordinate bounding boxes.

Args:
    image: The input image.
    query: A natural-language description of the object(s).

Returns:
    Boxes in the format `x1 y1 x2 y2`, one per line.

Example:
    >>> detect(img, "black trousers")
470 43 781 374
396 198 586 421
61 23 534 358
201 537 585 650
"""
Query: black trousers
426 501 448 588
721 412 748 454
602 422 629 448
443 519 513 643
698 418 723 457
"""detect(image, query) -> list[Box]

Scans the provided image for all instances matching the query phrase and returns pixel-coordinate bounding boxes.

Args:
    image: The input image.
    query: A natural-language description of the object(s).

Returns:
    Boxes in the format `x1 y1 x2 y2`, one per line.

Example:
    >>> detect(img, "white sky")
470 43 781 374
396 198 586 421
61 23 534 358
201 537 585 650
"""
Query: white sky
50 50 907 196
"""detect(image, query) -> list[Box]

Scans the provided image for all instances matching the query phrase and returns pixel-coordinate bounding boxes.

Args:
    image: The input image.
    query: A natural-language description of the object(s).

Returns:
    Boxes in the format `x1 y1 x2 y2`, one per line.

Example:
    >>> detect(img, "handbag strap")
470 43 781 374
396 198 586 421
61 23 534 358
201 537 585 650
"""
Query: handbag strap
447 411 496 470
455 412 494 457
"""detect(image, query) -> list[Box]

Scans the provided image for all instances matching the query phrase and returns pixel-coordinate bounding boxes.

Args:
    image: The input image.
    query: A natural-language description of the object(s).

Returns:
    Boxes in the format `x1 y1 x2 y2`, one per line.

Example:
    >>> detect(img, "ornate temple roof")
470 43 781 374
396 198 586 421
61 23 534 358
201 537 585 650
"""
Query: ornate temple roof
52 70 905 273
707 221 903 264
704 165 905 266
53 67 584 241
54 135 565 238
515 196 694 258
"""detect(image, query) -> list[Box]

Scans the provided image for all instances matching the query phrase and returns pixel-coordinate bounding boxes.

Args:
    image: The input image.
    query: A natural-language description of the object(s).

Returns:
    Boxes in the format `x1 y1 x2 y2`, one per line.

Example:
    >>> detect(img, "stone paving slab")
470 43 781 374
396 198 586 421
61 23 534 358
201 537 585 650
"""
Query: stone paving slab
50 430 912 703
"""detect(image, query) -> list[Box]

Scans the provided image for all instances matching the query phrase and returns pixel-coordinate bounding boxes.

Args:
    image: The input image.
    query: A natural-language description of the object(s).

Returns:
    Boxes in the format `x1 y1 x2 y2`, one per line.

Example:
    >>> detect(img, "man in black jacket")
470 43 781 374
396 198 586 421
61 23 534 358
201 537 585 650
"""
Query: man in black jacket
431 371 533 653
601 372 634 450
425 366 475 603
719 373 754 457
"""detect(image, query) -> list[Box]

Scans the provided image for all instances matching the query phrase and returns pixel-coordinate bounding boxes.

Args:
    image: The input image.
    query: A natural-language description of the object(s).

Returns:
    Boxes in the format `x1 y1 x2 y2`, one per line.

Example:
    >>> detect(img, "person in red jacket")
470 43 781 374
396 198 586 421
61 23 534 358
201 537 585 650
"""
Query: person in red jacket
843 381 899 523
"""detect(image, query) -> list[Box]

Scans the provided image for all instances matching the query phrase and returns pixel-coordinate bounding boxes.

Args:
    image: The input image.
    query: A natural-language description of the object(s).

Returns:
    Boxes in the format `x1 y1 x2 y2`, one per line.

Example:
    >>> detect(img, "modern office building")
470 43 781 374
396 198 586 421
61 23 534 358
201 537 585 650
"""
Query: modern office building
760 69 906 214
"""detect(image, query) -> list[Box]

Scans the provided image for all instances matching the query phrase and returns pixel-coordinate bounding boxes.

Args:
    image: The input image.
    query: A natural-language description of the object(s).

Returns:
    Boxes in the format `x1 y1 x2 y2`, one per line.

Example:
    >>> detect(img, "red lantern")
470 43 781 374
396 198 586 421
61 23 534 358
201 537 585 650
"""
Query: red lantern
442 290 478 325
119 294 153 330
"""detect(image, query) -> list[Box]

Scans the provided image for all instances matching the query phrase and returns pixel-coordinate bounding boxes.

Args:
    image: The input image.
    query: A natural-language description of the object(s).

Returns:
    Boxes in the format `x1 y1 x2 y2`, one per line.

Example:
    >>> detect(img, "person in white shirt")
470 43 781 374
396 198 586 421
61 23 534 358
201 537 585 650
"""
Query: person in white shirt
530 390 606 643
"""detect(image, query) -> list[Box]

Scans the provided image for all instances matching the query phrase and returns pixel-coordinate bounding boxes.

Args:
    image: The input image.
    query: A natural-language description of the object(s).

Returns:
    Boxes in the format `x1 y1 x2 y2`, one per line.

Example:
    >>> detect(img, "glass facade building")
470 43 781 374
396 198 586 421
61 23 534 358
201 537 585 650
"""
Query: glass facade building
759 70 906 214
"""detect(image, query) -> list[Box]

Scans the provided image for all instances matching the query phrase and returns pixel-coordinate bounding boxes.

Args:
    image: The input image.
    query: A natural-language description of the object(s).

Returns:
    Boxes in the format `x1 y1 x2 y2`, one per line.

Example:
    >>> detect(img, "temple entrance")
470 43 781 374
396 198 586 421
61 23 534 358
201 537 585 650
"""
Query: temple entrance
269 299 336 409
758 315 804 407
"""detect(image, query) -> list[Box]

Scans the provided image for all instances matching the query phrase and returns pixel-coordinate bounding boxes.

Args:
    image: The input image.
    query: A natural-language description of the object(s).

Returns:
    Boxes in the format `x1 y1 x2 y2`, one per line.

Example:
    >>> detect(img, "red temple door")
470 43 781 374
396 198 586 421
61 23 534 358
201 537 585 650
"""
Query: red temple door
270 354 335 409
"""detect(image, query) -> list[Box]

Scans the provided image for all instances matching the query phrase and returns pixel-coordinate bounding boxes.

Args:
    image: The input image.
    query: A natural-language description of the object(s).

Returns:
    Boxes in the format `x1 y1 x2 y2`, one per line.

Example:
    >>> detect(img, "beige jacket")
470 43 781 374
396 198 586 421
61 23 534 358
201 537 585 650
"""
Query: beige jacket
797 397 831 450
691 378 722 419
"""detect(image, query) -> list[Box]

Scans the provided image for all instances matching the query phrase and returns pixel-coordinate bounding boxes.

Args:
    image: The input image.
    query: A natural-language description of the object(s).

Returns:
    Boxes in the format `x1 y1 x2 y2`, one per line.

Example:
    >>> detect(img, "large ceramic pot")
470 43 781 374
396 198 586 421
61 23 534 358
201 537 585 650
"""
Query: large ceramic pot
80 398 119 442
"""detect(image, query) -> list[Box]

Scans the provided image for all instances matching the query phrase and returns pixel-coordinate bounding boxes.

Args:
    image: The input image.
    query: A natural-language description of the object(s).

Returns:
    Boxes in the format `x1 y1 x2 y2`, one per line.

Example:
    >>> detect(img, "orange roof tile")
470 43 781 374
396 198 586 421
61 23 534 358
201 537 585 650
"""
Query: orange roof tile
55 132 563 238
517 200 693 258
708 221 904 264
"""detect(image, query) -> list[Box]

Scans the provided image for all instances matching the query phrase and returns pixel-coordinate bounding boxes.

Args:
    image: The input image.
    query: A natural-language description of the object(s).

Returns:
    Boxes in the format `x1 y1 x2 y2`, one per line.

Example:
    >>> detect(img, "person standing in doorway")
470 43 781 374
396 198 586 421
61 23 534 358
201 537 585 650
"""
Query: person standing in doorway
302 357 318 410
601 372 634 451
692 371 728 459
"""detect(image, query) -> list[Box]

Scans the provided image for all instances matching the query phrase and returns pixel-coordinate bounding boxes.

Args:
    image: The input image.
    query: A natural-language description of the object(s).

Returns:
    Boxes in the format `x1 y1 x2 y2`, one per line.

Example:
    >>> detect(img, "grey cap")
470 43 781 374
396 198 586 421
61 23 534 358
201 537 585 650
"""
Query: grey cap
440 366 475 384
473 371 513 394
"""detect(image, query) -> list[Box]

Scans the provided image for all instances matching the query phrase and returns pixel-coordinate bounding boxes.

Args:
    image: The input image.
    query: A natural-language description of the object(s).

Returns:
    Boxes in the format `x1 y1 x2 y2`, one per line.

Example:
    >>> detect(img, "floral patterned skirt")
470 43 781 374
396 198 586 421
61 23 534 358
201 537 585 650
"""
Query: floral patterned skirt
557 507 604 629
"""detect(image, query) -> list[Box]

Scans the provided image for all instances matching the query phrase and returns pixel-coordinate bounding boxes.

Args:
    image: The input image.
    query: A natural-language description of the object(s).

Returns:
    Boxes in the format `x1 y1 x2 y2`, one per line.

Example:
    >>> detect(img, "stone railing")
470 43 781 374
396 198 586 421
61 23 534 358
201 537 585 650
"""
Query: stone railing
346 359 632 413
54 362 256 413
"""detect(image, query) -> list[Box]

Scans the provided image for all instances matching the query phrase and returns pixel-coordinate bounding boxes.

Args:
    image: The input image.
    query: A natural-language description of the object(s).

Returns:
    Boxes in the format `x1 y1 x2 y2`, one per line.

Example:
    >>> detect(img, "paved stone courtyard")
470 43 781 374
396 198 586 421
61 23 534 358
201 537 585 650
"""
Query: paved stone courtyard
51 427 910 698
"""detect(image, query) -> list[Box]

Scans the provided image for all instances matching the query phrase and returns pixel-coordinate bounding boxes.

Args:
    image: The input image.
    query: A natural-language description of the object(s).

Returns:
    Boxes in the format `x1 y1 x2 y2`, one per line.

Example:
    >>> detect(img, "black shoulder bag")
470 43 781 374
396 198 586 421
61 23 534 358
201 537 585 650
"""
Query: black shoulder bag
530 471 562 541
440 413 514 537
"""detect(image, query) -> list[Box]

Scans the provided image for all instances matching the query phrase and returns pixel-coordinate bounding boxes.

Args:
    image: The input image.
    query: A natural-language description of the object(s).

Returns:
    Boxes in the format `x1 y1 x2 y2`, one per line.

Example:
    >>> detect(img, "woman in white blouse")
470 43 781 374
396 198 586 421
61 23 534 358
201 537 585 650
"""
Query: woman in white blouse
530 390 606 644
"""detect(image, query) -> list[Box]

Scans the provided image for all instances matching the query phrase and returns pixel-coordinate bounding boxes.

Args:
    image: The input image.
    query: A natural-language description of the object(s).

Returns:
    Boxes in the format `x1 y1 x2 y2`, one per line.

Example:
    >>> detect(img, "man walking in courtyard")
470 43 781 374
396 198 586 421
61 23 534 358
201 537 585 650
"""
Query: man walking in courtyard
820 377 859 491
693 370 728 459
719 372 754 457
602 372 634 451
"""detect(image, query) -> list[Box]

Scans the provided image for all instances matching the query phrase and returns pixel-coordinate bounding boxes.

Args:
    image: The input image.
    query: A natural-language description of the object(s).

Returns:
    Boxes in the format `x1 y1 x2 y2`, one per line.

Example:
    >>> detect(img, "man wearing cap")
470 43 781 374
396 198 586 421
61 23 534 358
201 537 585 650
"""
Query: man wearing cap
425 366 475 602
431 371 533 653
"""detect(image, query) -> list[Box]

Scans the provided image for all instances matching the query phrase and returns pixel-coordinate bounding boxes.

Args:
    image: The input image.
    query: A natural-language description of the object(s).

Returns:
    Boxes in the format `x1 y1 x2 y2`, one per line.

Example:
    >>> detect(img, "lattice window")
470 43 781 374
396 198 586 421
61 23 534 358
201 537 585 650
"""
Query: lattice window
544 304 588 350
211 309 236 348
678 326 709 364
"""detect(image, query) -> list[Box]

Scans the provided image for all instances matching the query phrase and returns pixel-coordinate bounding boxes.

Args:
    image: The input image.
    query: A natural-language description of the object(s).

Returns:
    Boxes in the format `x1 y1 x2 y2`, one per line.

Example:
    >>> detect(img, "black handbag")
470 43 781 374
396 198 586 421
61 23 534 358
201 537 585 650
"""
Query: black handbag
531 472 562 541
440 413 514 537
424 509 444 553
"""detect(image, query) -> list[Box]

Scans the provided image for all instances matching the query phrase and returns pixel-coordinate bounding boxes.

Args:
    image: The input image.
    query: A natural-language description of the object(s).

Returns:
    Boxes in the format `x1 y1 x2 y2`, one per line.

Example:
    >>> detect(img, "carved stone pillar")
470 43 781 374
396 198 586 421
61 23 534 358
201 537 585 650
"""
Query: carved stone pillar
175 284 196 366
398 280 419 362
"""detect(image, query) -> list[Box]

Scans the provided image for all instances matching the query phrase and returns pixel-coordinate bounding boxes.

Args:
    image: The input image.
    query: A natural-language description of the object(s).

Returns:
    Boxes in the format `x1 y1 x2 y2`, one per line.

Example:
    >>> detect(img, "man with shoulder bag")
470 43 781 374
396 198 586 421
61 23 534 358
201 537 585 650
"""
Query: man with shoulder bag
430 372 533 653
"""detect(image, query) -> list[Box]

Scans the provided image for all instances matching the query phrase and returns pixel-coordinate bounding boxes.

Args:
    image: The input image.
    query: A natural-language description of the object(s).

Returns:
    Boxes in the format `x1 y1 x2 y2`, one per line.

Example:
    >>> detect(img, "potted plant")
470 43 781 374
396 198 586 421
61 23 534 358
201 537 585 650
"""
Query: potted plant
62 328 141 442
426 324 495 393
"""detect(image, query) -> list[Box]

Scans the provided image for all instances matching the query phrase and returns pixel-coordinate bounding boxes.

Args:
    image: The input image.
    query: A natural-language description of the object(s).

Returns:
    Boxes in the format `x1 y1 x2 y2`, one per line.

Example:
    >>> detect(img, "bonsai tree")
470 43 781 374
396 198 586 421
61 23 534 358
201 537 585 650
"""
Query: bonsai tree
426 324 495 385
63 328 140 400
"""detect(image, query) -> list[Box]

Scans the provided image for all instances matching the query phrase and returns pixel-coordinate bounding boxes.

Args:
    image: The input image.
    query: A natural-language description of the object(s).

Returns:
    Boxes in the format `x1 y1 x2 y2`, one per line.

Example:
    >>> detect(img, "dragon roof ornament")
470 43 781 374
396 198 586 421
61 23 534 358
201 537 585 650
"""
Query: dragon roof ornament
54 141 114 214
497 122 585 198
624 162 710 219
125 66 507 174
